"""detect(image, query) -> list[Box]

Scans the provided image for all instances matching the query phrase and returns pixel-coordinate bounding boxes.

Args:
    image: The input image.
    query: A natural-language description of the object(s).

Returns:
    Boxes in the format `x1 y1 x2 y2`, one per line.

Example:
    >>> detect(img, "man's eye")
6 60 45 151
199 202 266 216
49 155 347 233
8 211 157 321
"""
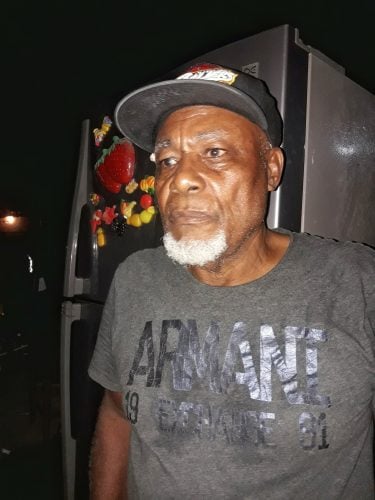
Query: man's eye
206 148 225 158
158 157 178 168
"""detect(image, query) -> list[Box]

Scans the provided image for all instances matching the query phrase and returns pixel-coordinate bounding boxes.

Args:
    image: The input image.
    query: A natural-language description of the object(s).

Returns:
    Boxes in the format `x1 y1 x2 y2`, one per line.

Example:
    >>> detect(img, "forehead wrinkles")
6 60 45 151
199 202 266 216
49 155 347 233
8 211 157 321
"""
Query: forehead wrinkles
155 128 237 153
155 106 263 154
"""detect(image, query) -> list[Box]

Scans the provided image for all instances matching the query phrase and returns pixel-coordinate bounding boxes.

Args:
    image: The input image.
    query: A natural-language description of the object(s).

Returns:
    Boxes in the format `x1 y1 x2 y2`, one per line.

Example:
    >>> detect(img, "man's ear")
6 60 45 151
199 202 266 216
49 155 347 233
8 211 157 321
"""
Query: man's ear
266 147 284 192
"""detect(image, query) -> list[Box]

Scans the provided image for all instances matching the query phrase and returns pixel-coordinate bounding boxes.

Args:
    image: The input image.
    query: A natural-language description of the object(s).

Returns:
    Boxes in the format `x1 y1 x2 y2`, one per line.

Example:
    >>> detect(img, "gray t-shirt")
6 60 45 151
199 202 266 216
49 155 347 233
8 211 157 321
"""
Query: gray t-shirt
89 230 375 499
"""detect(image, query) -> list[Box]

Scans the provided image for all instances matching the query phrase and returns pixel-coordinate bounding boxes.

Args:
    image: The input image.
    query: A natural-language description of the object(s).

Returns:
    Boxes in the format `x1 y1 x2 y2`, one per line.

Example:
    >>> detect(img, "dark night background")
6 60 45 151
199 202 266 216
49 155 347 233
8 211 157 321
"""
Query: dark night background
0 0 374 497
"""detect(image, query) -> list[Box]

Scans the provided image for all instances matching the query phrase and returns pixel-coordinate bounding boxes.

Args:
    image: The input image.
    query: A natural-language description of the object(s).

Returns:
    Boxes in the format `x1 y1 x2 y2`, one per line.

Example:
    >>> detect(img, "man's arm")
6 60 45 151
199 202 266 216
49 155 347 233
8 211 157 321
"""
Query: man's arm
89 389 131 500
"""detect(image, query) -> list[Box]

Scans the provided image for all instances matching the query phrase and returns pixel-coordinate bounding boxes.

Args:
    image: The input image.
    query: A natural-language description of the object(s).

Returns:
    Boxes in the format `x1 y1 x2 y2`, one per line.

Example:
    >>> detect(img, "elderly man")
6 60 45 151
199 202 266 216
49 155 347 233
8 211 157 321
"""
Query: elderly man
88 63 375 499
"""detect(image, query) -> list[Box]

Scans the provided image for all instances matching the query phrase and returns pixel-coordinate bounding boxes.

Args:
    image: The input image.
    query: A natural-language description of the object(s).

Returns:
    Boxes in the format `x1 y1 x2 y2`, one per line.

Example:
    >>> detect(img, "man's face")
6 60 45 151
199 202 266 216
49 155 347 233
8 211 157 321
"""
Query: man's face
154 105 275 261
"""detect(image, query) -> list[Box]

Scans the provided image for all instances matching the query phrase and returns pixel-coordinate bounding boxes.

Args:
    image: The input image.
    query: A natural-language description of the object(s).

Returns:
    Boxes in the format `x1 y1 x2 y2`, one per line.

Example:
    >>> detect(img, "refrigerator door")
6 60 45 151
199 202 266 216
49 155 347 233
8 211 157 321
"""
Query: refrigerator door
301 53 375 246
65 118 164 304
60 300 104 500
76 145 164 303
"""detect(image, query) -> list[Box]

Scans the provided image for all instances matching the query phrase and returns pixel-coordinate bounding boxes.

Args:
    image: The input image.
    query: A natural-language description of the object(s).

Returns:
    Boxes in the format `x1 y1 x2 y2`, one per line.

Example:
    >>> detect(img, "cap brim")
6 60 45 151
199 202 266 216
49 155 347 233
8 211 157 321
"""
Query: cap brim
114 79 268 152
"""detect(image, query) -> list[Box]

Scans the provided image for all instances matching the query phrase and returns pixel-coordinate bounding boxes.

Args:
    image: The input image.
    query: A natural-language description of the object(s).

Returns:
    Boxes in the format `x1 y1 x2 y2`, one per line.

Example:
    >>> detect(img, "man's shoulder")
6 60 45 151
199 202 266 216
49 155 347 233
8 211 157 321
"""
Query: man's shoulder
294 231 375 274
114 244 171 281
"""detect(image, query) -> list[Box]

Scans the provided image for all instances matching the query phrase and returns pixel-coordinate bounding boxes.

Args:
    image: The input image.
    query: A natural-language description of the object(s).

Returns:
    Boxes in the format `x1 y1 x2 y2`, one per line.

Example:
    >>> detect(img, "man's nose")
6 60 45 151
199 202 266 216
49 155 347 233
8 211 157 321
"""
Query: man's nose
170 154 204 194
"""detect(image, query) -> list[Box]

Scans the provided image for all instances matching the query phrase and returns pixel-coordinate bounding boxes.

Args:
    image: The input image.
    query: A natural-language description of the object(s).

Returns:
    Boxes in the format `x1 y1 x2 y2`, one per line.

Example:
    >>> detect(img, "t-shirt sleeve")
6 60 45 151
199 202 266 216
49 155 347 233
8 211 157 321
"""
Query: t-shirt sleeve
88 273 122 392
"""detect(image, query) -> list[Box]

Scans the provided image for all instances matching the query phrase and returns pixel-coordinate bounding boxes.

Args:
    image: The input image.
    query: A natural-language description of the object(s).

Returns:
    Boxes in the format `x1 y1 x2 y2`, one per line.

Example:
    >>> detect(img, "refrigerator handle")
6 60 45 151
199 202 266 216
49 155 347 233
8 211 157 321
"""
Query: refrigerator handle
60 301 81 500
63 119 91 297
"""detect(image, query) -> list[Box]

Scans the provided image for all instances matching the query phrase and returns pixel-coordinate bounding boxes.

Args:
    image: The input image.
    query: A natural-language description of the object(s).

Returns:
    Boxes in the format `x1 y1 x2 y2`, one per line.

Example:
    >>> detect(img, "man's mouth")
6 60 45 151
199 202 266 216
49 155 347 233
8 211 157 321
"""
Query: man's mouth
168 210 213 225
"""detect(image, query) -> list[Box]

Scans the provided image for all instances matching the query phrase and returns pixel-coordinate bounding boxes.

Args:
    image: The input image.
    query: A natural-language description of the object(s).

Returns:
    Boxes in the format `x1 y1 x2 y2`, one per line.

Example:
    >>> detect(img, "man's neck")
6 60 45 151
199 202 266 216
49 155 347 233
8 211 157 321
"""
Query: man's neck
188 227 291 287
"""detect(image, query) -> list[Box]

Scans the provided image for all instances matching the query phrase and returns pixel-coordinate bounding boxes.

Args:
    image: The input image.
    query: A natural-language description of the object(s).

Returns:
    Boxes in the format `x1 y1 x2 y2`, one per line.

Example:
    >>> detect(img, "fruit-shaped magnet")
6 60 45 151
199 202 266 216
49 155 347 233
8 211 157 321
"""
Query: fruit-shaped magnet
95 136 135 193
93 116 112 146
140 175 155 194
140 194 153 209
96 227 106 247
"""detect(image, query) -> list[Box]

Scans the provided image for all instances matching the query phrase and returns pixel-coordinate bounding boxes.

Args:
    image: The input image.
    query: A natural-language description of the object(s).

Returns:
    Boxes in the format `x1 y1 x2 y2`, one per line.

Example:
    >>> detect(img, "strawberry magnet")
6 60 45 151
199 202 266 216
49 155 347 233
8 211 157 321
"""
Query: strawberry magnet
95 136 135 193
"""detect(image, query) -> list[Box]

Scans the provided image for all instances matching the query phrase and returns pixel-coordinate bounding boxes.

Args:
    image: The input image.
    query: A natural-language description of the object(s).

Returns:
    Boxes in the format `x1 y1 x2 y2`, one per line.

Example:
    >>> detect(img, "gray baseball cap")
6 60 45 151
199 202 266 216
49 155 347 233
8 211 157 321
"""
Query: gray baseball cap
114 62 283 152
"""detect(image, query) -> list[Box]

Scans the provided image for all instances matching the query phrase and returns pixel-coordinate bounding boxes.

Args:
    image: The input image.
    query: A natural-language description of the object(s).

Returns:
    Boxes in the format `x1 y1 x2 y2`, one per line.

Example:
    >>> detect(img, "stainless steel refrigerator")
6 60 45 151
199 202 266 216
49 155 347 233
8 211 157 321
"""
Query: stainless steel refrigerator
60 23 375 500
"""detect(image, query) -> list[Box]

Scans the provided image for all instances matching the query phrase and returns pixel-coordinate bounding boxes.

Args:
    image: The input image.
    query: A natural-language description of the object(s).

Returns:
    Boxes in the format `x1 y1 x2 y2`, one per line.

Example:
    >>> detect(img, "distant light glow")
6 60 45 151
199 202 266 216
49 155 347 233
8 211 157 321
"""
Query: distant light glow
0 212 29 233
4 215 16 225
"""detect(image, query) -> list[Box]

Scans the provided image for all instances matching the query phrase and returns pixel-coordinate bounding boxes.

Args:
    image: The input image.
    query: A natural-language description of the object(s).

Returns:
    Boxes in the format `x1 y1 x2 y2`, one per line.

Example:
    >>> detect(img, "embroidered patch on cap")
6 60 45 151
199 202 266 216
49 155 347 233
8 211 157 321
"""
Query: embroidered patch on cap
177 63 238 86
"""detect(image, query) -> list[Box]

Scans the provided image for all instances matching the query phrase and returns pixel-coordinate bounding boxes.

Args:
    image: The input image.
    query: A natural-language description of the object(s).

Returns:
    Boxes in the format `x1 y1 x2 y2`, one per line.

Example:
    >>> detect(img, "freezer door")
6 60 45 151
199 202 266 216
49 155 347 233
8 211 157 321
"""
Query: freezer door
60 301 104 500
65 117 164 303
302 53 375 245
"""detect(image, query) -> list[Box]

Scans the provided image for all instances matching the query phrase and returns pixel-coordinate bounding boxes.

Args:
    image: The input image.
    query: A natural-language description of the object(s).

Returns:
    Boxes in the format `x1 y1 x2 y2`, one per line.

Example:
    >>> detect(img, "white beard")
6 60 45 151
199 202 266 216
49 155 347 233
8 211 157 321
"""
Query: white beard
163 230 228 267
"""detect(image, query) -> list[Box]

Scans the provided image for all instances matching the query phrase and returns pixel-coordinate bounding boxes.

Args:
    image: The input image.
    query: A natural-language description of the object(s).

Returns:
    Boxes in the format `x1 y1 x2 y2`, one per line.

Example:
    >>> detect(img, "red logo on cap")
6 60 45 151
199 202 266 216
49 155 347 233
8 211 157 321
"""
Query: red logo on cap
185 62 222 73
